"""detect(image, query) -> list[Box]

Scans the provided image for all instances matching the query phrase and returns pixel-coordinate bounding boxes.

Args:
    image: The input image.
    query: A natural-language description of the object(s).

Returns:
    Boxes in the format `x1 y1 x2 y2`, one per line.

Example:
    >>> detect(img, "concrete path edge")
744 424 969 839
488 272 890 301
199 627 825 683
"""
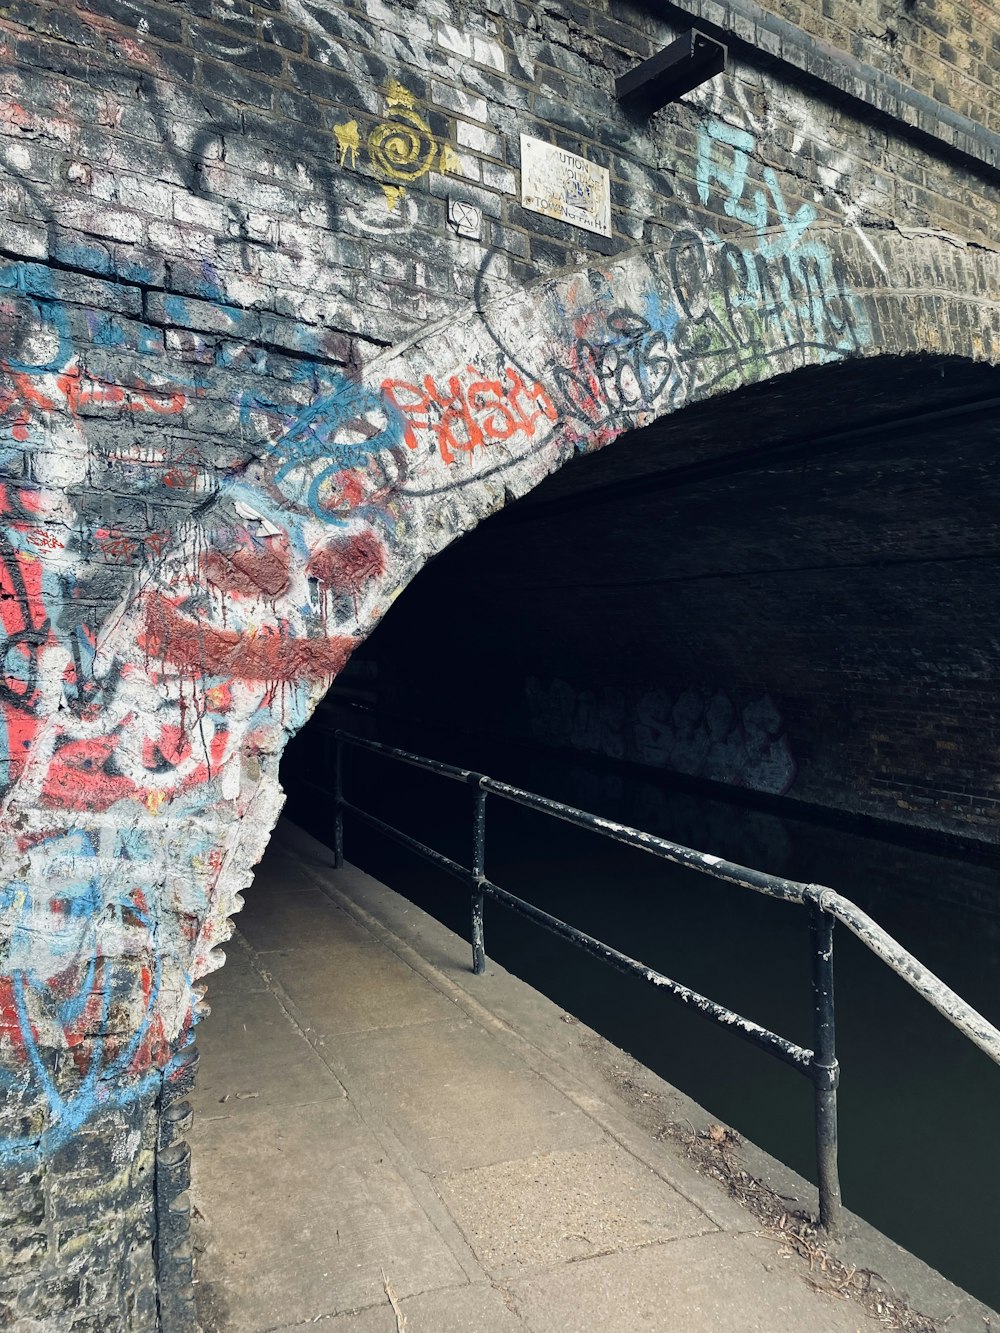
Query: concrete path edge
273 818 998 1333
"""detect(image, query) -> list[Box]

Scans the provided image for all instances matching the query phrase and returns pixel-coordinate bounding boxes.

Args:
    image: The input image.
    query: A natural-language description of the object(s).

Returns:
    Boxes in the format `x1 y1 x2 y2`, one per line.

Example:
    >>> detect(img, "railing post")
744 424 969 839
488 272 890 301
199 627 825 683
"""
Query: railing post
333 734 344 870
810 896 842 1238
470 781 487 975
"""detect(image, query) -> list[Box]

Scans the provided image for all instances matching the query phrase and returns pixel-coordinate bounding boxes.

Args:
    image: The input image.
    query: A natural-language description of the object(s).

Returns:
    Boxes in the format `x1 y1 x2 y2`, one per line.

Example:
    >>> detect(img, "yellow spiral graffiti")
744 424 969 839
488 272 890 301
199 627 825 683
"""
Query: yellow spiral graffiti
367 105 438 182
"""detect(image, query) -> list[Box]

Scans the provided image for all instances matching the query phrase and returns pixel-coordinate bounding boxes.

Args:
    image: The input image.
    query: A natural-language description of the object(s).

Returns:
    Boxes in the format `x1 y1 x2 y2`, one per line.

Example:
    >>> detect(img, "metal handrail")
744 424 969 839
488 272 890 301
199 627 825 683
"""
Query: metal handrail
323 729 1000 1238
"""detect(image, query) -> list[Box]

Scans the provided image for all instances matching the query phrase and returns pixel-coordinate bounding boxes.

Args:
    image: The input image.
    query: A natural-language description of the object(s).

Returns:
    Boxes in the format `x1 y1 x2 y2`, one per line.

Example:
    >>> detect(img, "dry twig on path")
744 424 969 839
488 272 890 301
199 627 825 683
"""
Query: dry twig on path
665 1121 939 1333
381 1266 407 1333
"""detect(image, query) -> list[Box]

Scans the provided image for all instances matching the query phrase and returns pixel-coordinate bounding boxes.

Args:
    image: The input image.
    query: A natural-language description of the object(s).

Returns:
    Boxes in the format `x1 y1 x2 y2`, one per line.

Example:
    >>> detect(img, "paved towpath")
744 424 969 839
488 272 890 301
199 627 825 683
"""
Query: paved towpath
188 819 936 1333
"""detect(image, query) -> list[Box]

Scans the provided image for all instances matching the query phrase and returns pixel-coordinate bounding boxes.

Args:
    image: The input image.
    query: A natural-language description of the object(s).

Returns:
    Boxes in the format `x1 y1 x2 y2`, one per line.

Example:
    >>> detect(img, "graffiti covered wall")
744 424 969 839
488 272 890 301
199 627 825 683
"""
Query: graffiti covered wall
0 0 998 1325
524 679 797 795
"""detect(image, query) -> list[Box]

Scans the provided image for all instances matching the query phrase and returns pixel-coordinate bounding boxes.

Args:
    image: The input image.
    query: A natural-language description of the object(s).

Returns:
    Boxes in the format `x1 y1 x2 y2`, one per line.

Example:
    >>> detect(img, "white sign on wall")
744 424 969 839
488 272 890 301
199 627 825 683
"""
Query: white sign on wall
519 134 611 238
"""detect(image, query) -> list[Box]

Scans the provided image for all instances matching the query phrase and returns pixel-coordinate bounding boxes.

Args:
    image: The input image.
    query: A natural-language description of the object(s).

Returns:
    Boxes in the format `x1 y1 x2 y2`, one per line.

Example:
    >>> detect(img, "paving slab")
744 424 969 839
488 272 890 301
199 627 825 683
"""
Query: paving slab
236 885 376 957
192 968 346 1120
506 1230 879 1333
191 1099 467 1333
328 1016 603 1175
263 937 460 1035
269 1282 528 1332
200 935 272 997
250 837 327 893
436 1142 711 1276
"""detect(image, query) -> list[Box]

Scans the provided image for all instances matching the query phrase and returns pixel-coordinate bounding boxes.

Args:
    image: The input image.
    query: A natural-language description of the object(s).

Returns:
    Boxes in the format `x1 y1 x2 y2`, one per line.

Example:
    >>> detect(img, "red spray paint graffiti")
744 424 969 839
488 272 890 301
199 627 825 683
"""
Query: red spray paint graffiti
141 593 356 682
382 364 557 464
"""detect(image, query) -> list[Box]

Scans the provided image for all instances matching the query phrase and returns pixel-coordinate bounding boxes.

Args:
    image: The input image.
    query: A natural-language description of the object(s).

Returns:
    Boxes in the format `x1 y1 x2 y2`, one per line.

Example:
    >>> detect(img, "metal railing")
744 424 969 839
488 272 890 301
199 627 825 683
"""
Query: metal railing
322 729 1000 1238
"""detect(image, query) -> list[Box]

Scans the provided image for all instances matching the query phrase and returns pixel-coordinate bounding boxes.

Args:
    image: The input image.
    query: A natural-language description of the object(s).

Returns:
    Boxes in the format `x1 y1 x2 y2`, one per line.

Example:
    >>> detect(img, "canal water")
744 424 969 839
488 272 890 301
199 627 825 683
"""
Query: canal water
281 716 1000 1313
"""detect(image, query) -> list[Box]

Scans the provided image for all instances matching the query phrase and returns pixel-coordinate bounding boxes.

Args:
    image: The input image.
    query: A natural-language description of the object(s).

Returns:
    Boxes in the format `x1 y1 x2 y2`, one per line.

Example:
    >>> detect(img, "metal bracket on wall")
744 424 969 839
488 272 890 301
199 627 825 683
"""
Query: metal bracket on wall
616 28 727 115
633 0 999 178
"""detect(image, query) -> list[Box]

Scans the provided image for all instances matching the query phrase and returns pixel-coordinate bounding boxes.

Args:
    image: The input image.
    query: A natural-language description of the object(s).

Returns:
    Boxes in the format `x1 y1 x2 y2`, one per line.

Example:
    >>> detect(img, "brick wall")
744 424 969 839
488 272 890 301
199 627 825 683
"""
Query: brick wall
0 0 997 1325
765 0 997 130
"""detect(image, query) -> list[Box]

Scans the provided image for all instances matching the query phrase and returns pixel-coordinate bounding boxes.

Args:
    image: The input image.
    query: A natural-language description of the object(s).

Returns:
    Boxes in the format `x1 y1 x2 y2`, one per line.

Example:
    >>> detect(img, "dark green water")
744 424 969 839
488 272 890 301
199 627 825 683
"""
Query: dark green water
282 718 1000 1313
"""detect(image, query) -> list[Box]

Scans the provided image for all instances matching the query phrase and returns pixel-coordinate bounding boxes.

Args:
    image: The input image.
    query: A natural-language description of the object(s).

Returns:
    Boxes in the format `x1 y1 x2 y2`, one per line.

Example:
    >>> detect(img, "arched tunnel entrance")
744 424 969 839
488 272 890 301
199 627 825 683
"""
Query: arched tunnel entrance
322 351 1000 849
189 351 1000 1322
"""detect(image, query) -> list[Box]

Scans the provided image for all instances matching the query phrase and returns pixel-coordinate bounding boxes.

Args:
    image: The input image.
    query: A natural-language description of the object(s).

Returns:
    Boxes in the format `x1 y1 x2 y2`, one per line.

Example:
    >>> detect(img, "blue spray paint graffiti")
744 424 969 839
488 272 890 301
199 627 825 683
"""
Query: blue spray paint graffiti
694 117 871 358
0 829 165 1161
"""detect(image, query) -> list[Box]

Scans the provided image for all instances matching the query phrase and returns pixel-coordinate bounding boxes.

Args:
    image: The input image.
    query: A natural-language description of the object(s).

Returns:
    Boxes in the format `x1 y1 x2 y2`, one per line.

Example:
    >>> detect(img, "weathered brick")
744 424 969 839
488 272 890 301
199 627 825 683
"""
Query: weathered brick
77 0 184 44
197 57 274 107
189 22 284 77
0 2 998 1330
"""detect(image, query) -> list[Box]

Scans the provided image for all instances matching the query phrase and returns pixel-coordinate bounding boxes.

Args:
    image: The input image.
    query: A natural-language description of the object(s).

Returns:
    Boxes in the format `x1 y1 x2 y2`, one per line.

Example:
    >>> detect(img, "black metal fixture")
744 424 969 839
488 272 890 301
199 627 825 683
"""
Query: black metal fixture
315 728 1000 1240
616 28 727 115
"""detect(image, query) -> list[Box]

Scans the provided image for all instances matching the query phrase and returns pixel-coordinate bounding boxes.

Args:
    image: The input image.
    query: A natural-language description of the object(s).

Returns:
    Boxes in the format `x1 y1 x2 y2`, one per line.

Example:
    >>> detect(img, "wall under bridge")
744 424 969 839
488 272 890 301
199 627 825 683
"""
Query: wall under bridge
0 0 998 1325
359 350 1000 845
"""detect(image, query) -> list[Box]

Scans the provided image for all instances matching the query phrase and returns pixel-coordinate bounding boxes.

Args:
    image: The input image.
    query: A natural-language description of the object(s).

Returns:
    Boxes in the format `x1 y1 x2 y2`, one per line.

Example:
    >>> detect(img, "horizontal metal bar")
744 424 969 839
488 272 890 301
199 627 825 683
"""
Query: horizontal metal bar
810 887 1000 1069
474 875 812 1071
481 777 808 904
336 731 808 904
335 788 810 1070
336 730 485 786
331 733 1000 1076
616 28 726 113
342 801 473 884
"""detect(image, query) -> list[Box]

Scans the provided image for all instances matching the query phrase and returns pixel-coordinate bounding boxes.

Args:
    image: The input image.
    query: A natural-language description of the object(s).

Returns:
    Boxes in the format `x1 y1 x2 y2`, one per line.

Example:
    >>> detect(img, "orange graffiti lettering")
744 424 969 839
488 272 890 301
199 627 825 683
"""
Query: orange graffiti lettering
381 365 555 466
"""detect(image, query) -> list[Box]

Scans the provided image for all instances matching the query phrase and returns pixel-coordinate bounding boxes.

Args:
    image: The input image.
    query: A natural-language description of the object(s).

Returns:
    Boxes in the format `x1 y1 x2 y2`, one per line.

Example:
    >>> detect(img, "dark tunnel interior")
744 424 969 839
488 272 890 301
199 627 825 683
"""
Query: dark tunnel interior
279 352 1000 1308
321 351 1000 848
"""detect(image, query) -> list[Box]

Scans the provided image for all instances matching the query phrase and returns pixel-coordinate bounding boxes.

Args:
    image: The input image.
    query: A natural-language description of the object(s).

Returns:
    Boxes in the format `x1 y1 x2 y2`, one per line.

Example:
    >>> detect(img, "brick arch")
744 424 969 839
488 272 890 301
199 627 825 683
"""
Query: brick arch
364 224 1000 589
0 224 998 1166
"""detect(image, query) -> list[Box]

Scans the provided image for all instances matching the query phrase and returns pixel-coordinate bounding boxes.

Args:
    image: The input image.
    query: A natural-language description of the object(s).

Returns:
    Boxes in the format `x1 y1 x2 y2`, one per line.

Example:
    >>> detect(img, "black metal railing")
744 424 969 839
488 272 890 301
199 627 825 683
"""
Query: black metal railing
319 729 1000 1238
